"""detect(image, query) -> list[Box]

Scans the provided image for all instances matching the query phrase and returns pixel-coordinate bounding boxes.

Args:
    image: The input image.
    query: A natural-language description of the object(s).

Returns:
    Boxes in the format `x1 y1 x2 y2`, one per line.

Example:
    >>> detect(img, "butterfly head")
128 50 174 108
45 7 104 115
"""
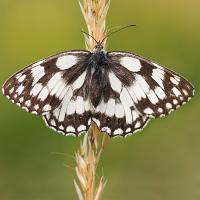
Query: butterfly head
91 41 106 65
95 42 103 51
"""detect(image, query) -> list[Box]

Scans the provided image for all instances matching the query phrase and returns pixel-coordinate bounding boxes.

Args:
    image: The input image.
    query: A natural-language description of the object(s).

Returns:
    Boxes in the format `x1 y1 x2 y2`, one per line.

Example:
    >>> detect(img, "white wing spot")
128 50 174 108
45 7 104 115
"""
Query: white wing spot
93 118 100 127
50 119 56 126
131 81 146 101
38 87 49 101
16 103 21 107
158 107 163 113
50 79 66 98
45 114 50 120
25 100 31 107
120 88 133 124
109 72 122 93
154 86 166 100
77 125 86 132
53 107 60 118
56 55 77 70
135 121 141 128
76 96 84 114
19 97 24 103
6 95 11 100
34 104 39 110
30 83 43 97
152 68 165 88
113 128 123 135
58 88 73 122
16 85 24 95
135 74 150 93
59 125 65 130
88 118 91 126
18 74 26 83
174 76 181 82
31 65 45 85
106 98 115 117
47 72 63 91
166 102 172 109
173 99 178 105
182 89 188 96
15 73 22 80
9 87 14 94
32 59 45 67
115 103 124 118
66 126 75 132
170 77 179 85
180 96 184 101
147 90 159 104
72 71 86 90
101 127 111 134
126 128 131 133
144 107 153 115
127 87 138 103
98 100 106 113
132 110 139 121
172 87 181 97
120 56 142 72
67 100 76 115
43 104 51 112
22 107 29 112
85 99 92 112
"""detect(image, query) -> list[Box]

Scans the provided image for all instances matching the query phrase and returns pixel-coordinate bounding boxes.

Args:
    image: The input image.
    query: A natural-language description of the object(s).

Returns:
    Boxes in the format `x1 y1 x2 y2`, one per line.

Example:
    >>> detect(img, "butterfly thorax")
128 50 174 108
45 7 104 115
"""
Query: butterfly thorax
90 48 107 67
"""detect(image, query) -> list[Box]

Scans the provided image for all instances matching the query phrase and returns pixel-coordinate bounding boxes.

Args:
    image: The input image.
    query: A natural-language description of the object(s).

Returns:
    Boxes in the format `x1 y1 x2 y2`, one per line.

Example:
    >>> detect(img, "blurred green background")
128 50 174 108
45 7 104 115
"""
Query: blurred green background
0 0 199 199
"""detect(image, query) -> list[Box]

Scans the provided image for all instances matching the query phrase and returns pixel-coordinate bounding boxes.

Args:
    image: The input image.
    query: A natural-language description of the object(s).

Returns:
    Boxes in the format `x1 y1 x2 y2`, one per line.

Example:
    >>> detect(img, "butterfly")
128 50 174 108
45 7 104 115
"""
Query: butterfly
2 33 194 137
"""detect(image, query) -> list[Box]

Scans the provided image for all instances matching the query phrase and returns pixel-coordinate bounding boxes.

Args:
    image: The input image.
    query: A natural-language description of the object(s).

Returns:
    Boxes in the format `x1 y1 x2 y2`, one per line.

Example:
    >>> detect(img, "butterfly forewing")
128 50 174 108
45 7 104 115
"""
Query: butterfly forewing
2 50 95 136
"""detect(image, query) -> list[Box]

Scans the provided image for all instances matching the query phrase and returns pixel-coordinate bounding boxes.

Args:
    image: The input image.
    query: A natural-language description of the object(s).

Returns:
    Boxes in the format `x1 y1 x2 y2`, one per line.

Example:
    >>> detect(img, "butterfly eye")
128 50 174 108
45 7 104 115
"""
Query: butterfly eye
95 44 103 50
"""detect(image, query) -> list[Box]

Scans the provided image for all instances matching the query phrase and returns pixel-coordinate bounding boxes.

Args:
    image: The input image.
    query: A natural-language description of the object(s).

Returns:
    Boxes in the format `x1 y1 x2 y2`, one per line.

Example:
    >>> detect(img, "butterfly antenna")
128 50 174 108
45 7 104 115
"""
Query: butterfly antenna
101 24 136 44
81 30 98 44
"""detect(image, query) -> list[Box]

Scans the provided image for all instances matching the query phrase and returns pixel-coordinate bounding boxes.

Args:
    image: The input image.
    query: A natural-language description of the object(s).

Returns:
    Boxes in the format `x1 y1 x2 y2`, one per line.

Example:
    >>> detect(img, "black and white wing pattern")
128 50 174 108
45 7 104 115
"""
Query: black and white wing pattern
2 50 94 136
92 51 194 137
2 49 194 137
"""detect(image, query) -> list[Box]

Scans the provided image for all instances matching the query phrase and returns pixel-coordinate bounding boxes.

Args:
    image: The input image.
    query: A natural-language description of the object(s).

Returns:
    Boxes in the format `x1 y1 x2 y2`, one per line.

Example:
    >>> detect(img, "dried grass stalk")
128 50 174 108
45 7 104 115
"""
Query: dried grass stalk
79 0 110 51
74 127 108 200
74 0 110 199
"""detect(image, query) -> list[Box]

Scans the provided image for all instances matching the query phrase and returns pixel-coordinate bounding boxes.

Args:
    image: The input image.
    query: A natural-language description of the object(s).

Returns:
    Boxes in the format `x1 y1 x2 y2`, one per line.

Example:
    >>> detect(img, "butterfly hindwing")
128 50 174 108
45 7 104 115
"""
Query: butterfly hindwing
92 86 150 137
91 64 150 137
43 90 94 136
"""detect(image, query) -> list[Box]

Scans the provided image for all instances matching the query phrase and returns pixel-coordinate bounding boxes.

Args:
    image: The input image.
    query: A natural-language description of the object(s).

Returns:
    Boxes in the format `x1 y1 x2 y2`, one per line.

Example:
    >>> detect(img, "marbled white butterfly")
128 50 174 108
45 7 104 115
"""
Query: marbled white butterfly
2 34 194 137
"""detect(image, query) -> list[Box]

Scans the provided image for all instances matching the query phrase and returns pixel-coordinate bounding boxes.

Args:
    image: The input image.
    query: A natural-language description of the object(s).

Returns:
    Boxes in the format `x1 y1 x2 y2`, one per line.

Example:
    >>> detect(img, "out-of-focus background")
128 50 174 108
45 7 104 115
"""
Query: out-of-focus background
0 0 199 199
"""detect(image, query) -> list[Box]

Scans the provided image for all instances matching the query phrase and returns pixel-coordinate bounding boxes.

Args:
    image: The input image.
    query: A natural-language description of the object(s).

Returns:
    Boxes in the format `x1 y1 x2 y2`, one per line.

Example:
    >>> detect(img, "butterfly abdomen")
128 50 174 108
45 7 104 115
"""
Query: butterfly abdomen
89 65 109 107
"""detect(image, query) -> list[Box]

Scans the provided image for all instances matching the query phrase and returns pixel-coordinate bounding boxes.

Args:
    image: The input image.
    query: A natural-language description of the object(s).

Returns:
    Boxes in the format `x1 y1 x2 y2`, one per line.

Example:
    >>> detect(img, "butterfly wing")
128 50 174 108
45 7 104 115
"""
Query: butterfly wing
2 49 194 137
92 51 194 137
2 50 94 136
